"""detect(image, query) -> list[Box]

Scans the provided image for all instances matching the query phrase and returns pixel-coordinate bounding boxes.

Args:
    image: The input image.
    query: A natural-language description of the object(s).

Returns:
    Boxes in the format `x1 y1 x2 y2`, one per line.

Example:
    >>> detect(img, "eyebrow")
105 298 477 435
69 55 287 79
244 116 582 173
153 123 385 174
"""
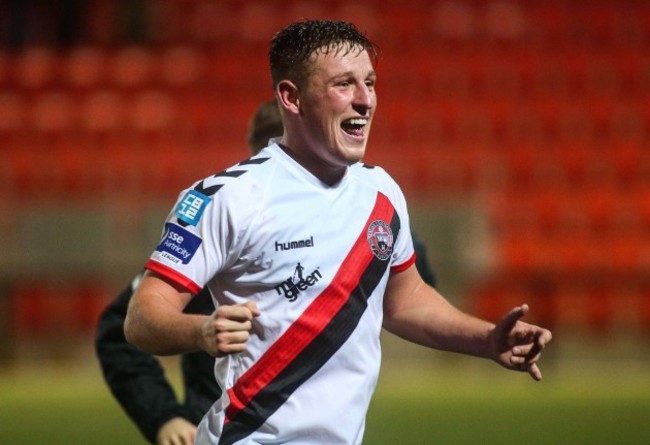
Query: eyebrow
330 70 376 81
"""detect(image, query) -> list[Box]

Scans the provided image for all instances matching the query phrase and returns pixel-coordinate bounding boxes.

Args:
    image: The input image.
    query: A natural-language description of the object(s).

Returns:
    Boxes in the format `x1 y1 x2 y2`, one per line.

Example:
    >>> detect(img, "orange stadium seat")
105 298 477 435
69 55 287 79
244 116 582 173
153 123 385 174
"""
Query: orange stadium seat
128 89 178 135
7 279 110 337
13 47 59 90
30 89 77 135
80 89 126 134
531 56 571 98
7 282 49 336
583 276 615 333
336 1 382 38
479 57 523 100
53 144 107 197
611 8 647 48
186 0 235 44
236 2 293 43
634 189 650 232
425 0 477 42
607 102 645 145
0 91 27 142
158 46 205 90
111 46 155 90
63 46 108 90
73 281 111 333
468 276 513 324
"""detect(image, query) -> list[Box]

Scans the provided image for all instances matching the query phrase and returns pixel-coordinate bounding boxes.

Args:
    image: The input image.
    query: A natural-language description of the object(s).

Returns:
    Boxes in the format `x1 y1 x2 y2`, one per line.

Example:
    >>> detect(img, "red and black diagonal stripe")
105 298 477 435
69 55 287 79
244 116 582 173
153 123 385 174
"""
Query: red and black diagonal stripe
218 192 400 445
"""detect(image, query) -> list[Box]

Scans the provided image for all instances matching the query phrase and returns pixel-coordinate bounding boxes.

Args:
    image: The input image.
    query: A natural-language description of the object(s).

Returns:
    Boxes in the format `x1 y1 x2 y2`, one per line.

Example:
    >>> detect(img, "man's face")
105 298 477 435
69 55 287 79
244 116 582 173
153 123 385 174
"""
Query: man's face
298 47 377 167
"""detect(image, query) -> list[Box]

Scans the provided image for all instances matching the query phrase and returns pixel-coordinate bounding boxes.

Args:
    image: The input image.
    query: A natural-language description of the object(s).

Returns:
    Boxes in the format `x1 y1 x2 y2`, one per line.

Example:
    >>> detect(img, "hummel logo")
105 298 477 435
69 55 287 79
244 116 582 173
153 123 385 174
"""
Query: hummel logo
274 262 321 302
275 236 314 252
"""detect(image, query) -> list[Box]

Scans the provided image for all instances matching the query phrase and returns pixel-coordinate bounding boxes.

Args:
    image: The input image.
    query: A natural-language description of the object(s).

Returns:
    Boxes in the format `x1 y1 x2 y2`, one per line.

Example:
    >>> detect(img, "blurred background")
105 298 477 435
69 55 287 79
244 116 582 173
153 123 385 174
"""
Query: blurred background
1 0 649 444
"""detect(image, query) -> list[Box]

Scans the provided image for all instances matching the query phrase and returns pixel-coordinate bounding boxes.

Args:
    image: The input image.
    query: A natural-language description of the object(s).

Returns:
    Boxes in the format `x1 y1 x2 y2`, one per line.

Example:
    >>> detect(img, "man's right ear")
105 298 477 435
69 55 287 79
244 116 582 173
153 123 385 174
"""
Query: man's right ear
276 80 300 115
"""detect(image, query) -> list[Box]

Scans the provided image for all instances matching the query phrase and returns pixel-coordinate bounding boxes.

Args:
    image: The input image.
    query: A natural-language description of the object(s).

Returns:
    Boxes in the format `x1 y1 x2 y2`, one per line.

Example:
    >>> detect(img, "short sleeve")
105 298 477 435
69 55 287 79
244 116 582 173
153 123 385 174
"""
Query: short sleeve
145 187 230 294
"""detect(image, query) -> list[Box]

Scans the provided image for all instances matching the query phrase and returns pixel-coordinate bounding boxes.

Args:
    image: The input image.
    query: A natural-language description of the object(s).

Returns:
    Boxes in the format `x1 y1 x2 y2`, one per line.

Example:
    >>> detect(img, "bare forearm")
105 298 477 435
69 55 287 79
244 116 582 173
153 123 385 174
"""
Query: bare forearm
384 267 553 381
384 301 495 358
383 267 495 359
125 294 207 356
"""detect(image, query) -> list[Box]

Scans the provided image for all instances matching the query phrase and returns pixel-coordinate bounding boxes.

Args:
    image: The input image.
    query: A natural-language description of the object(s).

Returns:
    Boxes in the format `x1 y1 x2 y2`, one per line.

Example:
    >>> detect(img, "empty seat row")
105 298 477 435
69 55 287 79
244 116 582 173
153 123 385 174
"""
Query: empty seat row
0 45 270 90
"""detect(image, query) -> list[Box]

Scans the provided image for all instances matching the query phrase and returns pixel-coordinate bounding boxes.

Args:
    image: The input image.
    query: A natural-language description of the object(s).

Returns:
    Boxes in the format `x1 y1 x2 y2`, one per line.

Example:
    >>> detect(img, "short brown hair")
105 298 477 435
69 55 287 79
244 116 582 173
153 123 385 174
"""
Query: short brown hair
269 20 378 89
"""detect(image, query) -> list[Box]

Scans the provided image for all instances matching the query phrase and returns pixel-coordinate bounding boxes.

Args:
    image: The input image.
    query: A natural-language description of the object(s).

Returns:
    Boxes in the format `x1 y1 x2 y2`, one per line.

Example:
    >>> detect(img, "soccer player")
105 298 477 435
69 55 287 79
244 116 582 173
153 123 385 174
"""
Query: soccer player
96 97 437 445
125 20 551 445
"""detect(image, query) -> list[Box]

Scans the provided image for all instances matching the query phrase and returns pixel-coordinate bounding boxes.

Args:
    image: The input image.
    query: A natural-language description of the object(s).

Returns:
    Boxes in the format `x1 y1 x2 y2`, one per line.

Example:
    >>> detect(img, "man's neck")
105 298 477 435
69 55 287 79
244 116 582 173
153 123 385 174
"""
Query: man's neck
278 143 347 187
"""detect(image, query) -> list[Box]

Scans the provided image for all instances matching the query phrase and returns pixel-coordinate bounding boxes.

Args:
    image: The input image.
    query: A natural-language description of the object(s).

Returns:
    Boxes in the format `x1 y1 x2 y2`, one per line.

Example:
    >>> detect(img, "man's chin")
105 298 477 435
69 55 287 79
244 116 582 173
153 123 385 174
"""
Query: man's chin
342 145 366 164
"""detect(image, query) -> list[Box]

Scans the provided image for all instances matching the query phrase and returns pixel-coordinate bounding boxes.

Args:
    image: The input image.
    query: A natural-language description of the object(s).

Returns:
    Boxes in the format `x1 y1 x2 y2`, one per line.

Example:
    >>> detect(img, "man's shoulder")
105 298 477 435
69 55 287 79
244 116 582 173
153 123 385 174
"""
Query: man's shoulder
188 153 276 201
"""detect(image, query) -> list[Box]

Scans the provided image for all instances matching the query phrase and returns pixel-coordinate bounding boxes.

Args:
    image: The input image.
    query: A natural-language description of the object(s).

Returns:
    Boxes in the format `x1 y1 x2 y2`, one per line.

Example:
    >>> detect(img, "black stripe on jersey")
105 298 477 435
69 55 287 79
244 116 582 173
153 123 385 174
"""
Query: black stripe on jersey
219 212 402 445
214 170 247 179
176 157 270 226
193 181 224 197
197 157 271 197
239 157 270 166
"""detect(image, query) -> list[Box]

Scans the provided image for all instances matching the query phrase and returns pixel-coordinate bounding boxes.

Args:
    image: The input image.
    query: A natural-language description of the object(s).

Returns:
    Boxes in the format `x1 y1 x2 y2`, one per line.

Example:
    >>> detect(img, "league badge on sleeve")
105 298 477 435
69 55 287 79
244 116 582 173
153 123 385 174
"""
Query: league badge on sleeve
155 223 202 264
175 190 211 226
367 220 393 261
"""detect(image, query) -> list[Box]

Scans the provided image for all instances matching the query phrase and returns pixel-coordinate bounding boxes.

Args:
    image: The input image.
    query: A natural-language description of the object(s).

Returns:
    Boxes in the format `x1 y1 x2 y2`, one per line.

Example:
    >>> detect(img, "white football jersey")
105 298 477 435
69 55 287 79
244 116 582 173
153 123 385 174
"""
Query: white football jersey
146 143 415 445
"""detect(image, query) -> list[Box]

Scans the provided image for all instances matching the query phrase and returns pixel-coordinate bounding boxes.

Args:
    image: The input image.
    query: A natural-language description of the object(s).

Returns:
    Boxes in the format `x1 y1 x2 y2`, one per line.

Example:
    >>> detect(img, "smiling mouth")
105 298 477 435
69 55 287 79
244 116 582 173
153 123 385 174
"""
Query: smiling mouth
341 118 368 138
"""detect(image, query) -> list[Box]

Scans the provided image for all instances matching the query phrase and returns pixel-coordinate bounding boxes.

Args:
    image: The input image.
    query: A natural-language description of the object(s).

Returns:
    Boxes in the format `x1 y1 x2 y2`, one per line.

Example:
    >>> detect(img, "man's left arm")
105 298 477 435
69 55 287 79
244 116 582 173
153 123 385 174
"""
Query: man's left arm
382 265 552 381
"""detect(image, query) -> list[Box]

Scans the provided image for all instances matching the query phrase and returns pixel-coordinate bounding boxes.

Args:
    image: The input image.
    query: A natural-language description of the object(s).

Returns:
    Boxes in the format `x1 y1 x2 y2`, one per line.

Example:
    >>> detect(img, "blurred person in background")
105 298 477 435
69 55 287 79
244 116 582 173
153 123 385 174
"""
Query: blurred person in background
124 20 550 445
96 97 437 445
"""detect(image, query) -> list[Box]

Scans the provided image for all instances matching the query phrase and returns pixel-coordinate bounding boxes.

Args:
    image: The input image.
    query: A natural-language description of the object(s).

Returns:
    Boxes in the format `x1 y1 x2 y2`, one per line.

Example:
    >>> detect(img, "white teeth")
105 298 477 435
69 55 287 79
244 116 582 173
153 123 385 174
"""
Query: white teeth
347 118 367 126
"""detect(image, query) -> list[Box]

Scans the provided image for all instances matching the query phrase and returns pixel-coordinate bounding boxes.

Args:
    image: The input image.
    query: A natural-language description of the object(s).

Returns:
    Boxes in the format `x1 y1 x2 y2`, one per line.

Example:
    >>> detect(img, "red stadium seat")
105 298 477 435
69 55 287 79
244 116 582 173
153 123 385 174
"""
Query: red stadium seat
0 91 27 138
158 46 205 89
111 46 155 89
237 2 290 42
187 0 234 44
74 280 111 333
63 46 108 90
80 89 126 133
128 89 177 134
30 90 77 134
7 282 49 335
13 47 58 90
583 276 615 333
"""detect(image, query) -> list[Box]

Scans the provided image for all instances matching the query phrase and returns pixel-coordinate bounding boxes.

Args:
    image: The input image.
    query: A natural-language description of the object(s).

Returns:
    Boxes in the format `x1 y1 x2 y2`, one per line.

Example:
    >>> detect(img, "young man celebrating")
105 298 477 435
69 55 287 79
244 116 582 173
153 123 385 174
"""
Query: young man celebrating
125 20 552 445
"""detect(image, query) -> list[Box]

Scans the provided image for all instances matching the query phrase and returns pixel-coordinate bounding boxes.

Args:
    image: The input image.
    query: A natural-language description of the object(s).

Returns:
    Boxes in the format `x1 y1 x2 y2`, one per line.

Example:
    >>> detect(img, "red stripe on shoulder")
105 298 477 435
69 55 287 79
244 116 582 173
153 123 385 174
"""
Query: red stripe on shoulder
144 259 202 294
390 252 416 274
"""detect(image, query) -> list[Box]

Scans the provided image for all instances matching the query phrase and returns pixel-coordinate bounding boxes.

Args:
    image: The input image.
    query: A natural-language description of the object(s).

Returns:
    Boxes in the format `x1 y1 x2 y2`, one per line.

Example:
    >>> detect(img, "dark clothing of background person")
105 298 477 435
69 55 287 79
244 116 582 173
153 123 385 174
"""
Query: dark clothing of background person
95 275 219 444
413 229 436 288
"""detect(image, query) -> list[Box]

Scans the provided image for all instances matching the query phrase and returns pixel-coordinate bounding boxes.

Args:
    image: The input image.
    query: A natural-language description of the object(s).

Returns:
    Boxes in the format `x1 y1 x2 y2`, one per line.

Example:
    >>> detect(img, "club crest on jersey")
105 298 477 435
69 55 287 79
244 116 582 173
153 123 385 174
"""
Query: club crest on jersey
175 190 211 226
367 220 393 261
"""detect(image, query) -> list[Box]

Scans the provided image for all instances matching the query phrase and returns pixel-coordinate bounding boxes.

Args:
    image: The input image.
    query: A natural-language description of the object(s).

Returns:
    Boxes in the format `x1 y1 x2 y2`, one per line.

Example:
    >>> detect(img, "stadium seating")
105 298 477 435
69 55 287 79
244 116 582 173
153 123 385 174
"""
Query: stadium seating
2 0 650 336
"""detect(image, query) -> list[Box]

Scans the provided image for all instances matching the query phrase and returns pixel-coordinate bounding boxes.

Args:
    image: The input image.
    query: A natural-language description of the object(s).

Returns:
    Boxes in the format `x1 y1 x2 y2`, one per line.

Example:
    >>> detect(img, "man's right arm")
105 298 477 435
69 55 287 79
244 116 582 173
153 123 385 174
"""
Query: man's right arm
125 270 261 357
124 270 206 356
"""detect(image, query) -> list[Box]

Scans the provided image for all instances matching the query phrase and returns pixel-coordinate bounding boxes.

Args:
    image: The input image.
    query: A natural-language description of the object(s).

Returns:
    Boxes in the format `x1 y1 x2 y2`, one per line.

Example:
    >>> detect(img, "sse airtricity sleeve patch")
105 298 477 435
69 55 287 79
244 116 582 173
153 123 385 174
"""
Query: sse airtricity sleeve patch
175 190 211 226
154 223 202 265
